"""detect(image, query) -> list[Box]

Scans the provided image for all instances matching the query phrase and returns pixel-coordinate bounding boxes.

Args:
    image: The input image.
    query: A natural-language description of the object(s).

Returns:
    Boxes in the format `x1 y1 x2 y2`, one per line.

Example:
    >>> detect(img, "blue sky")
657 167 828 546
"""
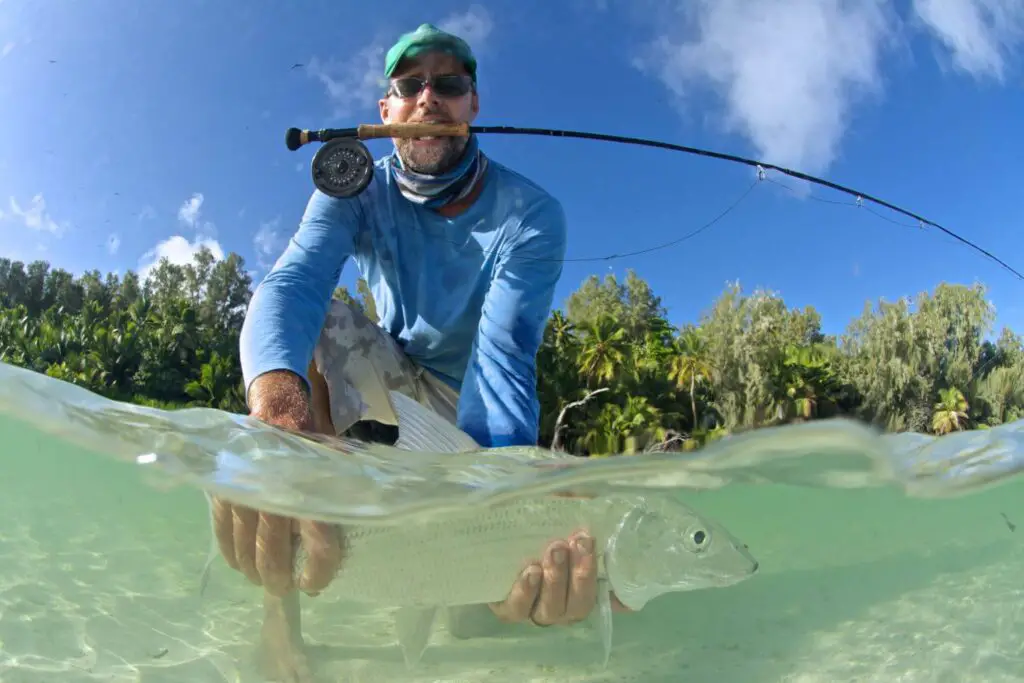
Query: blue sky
1 0 1023 339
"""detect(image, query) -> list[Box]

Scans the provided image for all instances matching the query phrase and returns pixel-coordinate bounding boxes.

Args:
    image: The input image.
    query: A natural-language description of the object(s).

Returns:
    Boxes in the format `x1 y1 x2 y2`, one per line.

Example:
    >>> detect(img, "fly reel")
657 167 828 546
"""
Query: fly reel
311 137 375 198
288 123 470 199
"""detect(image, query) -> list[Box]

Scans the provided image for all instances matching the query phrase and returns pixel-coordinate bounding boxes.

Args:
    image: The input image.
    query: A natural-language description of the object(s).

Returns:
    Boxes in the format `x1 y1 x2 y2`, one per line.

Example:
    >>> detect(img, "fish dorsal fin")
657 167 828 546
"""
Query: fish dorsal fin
389 390 479 453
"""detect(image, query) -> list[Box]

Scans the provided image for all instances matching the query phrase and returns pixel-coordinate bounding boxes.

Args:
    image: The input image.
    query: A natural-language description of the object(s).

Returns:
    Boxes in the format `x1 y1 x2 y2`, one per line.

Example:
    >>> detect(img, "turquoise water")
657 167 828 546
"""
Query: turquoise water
2 360 1024 682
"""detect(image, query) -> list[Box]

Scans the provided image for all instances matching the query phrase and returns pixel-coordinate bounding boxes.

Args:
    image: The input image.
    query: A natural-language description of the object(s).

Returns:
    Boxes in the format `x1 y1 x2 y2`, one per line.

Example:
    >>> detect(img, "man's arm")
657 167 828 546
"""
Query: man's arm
455 194 568 447
240 189 364 418
447 195 567 637
216 190 362 603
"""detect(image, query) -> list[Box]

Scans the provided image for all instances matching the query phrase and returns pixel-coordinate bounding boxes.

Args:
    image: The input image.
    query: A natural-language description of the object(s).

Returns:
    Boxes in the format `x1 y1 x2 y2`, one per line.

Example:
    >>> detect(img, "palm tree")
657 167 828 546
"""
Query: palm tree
778 343 842 421
668 326 712 429
577 315 630 387
932 386 969 434
185 351 245 410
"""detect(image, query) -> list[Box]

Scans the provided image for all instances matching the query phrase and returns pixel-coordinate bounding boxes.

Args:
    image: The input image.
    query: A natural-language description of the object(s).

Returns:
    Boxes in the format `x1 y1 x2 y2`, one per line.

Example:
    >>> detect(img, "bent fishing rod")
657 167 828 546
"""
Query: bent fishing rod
284 122 1022 281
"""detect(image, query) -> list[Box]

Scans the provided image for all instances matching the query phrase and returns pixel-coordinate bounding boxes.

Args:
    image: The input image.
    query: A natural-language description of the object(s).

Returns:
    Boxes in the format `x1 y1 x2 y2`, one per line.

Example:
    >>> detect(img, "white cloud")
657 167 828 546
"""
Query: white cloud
253 217 288 270
174 192 217 239
438 6 494 47
137 192 224 283
177 192 202 225
6 193 68 235
1 42 14 59
137 235 224 284
633 0 896 174
107 233 120 255
912 0 1024 80
306 42 387 118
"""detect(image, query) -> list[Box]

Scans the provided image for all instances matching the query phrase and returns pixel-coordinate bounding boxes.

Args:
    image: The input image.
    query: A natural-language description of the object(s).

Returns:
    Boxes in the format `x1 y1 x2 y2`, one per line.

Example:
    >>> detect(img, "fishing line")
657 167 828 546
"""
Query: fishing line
284 123 1023 281
765 177 928 230
388 177 758 265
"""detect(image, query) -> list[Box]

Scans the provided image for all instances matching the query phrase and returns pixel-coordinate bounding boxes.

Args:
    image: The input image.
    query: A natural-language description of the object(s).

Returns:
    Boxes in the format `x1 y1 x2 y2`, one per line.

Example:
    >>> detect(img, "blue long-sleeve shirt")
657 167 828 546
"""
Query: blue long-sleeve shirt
239 153 567 448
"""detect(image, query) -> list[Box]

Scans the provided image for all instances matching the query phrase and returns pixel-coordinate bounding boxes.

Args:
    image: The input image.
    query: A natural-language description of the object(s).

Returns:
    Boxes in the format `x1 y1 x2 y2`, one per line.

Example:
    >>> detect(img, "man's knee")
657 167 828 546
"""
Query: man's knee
322 297 377 338
315 296 389 367
312 295 413 436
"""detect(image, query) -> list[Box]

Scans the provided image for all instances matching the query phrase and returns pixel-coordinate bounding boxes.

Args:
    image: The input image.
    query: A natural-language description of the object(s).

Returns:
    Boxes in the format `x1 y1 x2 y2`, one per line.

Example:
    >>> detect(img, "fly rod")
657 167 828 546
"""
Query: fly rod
284 123 1022 281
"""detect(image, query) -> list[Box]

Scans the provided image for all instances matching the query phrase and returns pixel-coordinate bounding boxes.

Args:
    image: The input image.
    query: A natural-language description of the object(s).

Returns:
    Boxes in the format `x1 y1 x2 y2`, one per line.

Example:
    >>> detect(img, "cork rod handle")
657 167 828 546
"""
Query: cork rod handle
357 122 471 139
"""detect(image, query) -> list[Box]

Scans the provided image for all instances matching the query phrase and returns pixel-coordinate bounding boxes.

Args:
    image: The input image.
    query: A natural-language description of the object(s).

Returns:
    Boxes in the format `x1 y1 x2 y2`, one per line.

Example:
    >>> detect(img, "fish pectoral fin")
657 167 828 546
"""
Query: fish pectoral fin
198 543 217 598
593 579 614 669
199 491 219 598
393 606 440 669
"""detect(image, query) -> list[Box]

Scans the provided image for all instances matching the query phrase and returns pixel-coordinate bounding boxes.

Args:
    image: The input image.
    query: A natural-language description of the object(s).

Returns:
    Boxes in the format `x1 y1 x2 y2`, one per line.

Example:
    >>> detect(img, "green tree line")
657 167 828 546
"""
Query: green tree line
1 248 1020 455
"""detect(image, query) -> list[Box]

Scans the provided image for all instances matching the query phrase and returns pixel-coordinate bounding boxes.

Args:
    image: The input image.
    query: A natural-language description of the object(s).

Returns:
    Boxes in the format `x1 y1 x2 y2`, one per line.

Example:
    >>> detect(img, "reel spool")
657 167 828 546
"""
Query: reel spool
311 137 375 198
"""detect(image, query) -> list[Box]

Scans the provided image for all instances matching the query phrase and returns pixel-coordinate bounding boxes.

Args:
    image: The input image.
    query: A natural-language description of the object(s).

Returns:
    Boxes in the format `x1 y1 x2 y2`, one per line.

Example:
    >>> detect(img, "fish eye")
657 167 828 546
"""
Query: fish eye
683 525 710 553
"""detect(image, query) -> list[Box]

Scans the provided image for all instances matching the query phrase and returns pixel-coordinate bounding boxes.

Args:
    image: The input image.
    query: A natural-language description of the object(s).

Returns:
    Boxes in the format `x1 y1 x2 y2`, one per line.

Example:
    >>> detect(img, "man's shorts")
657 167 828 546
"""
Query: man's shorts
311 297 460 441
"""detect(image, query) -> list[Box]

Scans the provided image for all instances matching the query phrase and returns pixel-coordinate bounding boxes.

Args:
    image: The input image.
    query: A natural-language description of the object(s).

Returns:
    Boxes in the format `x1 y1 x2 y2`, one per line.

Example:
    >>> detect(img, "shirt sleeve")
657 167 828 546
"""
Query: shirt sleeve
239 189 363 402
455 195 568 447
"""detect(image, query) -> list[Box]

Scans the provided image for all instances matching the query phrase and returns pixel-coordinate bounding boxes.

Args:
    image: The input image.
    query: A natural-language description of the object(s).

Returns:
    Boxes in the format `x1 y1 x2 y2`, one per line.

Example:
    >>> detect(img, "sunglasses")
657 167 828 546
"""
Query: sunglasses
388 74 474 99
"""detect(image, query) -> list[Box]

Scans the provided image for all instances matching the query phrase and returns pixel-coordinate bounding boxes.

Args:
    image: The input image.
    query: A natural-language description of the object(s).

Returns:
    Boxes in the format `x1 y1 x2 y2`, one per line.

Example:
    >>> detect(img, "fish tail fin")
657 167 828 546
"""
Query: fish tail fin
393 606 440 669
388 390 479 453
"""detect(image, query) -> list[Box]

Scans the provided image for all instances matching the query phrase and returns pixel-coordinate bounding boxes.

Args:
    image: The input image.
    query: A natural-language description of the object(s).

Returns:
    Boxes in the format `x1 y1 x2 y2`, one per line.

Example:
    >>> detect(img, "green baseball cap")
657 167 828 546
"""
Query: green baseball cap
384 23 478 82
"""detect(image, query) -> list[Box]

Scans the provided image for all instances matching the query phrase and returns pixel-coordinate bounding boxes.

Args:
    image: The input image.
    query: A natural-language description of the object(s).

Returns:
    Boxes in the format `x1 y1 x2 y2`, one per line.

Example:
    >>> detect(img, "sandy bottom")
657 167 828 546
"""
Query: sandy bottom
2 417 1024 682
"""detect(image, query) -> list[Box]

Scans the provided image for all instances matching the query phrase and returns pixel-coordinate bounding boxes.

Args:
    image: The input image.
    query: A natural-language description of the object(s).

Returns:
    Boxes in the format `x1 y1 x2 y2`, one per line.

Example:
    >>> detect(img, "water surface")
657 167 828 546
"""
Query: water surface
2 361 1023 682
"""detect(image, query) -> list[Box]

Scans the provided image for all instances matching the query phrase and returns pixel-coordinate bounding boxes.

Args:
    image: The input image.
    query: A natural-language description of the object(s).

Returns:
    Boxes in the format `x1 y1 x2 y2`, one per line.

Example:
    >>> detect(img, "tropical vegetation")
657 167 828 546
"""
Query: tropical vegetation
0 248 1018 455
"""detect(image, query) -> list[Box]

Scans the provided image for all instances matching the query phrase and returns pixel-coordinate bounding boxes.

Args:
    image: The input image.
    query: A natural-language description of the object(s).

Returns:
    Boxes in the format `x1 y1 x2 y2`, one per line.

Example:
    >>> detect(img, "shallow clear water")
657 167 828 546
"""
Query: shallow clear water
2 360 1024 682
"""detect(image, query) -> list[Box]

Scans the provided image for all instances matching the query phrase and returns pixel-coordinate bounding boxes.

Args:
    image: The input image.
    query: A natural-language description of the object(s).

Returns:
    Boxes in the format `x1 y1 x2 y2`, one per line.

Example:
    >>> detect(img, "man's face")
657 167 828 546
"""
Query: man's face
379 50 479 174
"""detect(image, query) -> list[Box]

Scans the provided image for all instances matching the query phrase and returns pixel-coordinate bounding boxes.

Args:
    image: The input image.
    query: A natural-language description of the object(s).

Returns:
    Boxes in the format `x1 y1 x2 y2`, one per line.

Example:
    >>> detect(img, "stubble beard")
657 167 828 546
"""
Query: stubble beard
396 136 469 175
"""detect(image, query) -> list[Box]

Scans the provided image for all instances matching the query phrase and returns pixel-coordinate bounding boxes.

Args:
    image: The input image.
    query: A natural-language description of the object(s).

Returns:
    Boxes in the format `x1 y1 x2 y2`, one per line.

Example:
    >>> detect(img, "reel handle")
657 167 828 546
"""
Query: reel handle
356 122 470 139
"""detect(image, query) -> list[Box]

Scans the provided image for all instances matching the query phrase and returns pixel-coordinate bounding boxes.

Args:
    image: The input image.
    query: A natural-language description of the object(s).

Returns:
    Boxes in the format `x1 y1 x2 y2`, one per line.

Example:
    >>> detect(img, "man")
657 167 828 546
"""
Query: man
215 23 624 682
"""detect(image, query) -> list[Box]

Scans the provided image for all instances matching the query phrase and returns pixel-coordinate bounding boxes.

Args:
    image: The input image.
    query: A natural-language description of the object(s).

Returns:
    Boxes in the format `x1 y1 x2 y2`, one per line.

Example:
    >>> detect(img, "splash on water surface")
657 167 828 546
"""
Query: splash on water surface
2 360 1024 525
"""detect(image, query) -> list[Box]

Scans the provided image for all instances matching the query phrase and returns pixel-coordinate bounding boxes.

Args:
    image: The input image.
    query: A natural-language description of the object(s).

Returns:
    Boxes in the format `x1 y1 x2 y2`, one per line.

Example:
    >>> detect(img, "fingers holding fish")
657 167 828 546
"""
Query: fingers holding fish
211 496 239 571
211 495 342 597
232 504 262 585
531 539 574 626
256 511 296 595
488 564 543 623
563 532 599 622
297 520 344 595
486 533 601 627
533 534 599 626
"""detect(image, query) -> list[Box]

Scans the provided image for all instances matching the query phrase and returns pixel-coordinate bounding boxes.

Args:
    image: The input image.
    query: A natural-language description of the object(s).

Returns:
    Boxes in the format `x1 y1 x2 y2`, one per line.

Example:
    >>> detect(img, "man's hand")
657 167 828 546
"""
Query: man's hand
488 530 630 627
211 498 342 596
211 369 344 597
